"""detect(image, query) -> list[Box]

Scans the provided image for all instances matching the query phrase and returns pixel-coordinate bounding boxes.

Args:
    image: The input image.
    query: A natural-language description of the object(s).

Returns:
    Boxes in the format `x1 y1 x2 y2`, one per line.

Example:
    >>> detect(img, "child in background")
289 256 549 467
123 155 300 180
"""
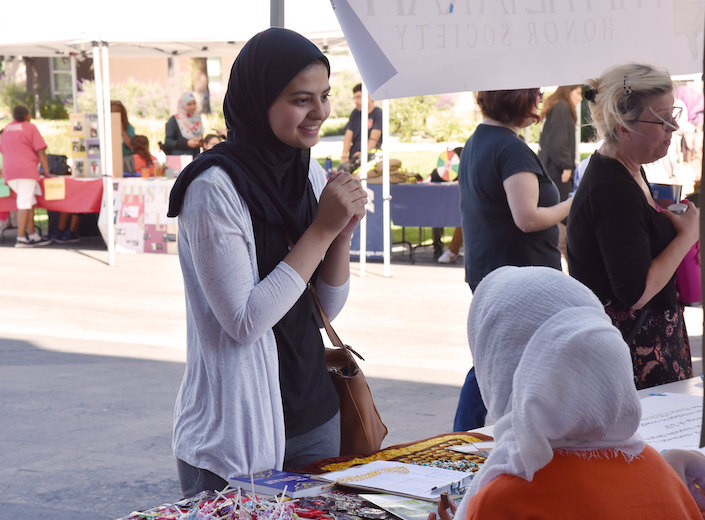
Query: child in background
203 134 223 151
132 135 160 176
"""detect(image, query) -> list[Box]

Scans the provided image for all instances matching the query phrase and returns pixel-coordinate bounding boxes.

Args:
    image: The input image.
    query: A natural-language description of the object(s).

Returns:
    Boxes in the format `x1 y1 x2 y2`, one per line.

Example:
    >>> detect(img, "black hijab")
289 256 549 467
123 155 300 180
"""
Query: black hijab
168 27 330 279
167 28 336 437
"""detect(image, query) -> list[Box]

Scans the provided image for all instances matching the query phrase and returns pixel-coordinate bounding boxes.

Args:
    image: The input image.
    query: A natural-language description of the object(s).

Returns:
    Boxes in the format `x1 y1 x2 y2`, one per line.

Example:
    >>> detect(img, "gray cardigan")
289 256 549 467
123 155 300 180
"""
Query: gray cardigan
172 159 349 479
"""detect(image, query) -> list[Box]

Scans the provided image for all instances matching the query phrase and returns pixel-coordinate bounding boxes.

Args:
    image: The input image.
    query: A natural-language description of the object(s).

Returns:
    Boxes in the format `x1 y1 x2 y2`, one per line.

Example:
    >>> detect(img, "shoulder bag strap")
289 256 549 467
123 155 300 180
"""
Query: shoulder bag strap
308 283 364 361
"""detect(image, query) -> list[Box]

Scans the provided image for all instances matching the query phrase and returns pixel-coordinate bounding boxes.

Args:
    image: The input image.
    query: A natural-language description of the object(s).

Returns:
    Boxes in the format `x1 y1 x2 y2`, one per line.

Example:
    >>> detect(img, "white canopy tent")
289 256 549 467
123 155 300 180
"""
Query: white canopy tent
0 0 345 265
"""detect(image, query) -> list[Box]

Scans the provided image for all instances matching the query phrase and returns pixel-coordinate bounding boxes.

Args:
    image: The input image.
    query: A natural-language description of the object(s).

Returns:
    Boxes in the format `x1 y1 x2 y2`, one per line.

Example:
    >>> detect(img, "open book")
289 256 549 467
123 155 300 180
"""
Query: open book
319 461 472 501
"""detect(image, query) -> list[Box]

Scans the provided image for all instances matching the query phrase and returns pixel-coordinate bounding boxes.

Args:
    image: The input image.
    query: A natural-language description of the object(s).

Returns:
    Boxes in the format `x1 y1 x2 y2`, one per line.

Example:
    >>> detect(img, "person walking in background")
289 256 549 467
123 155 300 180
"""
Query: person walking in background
0 105 52 247
538 85 582 265
568 63 699 389
167 28 366 497
162 92 203 158
340 83 383 170
538 85 582 201
452 88 572 432
110 100 136 174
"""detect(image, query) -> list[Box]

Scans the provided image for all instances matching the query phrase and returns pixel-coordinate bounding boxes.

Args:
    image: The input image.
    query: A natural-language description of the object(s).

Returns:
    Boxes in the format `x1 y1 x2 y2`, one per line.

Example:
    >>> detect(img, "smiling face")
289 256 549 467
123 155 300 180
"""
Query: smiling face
624 92 676 164
185 100 197 117
268 61 331 149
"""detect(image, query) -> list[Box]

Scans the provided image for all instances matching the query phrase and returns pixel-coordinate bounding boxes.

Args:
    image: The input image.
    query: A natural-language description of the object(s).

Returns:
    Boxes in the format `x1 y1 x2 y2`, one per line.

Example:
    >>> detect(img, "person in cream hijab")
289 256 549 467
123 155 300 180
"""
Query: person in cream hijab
451 266 700 519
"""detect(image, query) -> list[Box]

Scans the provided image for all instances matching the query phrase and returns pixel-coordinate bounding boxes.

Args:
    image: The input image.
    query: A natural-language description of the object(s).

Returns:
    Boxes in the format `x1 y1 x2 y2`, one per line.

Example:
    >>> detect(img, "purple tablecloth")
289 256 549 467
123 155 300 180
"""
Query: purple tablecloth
391 182 460 227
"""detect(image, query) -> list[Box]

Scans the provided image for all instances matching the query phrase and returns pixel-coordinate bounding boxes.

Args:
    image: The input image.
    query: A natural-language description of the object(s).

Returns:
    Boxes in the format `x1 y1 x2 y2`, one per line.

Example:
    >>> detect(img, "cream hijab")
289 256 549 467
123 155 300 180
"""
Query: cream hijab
455 266 644 519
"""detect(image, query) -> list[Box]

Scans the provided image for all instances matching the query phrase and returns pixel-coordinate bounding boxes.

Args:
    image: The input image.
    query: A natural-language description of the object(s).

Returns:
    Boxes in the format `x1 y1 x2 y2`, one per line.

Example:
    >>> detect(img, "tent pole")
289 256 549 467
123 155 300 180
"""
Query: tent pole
93 41 115 267
101 43 116 268
270 0 285 27
698 9 705 448
382 99 390 277
70 54 78 113
359 83 369 277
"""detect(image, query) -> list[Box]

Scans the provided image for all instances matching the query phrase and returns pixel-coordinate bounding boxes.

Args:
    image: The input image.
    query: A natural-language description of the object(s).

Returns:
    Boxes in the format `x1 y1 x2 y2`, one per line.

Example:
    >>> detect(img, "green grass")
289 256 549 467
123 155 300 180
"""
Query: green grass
320 117 348 137
391 225 458 246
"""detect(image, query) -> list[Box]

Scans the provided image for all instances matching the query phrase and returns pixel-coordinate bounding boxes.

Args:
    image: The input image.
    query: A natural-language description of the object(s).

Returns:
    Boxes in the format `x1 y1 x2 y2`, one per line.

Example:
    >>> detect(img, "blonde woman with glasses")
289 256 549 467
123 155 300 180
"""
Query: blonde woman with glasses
567 63 699 390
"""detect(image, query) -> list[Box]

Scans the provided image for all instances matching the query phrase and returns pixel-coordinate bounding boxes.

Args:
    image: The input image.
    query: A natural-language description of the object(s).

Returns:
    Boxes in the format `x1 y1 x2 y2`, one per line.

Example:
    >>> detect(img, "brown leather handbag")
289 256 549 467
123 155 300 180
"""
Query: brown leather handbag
310 285 388 456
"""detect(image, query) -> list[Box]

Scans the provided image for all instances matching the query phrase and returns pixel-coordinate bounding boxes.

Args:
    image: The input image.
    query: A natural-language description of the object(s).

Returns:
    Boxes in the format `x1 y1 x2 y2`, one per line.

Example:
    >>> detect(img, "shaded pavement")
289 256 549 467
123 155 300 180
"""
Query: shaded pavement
0 236 701 519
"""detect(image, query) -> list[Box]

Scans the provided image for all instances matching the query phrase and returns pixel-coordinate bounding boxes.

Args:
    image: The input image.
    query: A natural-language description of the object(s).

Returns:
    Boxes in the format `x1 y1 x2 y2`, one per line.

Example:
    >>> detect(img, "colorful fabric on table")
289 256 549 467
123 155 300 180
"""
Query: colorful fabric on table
297 432 491 474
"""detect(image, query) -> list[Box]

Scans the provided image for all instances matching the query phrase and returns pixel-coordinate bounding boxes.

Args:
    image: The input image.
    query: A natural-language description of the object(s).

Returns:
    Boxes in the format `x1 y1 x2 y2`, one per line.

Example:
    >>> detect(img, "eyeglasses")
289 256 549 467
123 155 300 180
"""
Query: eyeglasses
635 106 682 131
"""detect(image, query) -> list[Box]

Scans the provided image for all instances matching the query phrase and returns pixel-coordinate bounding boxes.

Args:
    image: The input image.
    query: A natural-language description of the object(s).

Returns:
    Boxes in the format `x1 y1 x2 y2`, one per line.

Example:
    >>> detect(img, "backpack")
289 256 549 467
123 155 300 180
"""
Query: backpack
39 154 71 175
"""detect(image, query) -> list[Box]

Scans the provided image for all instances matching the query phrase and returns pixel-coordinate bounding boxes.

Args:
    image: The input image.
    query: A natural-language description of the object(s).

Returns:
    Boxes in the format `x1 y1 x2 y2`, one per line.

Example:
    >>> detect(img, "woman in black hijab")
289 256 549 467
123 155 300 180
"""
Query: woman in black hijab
168 28 367 497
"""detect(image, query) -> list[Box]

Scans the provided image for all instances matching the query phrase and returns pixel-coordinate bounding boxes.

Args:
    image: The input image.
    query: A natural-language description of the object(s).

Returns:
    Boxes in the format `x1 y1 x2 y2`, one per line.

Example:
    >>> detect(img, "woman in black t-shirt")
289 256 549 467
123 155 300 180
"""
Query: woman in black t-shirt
453 89 573 431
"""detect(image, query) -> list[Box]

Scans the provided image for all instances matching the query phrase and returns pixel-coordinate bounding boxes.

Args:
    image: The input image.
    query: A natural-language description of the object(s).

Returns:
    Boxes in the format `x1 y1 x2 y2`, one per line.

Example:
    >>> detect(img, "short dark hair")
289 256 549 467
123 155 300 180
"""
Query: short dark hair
476 89 542 127
352 83 362 94
13 105 30 122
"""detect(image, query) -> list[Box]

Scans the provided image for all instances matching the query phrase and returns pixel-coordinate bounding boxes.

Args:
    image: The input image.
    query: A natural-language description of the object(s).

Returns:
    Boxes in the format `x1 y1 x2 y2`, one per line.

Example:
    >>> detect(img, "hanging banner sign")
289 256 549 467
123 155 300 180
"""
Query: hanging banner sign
331 0 704 99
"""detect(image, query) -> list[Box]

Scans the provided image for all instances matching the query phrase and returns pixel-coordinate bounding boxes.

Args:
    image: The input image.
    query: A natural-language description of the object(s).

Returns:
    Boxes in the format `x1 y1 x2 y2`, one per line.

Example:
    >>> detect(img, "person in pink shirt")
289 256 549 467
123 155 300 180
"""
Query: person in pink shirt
0 105 52 247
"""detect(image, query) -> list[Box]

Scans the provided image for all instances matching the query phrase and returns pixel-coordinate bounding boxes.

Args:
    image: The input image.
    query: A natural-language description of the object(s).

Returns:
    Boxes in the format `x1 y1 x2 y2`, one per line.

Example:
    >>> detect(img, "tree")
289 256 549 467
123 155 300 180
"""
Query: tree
190 58 210 114
23 57 41 119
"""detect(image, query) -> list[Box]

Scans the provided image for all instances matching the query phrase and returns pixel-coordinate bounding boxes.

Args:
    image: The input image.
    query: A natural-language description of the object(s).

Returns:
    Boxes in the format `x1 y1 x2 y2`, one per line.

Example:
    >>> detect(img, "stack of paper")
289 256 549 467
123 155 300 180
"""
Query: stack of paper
638 393 703 453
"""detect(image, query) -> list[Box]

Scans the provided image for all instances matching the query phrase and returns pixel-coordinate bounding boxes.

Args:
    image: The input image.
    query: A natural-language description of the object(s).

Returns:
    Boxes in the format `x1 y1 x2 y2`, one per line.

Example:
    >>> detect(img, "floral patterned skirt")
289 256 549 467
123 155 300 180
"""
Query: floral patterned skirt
604 304 692 390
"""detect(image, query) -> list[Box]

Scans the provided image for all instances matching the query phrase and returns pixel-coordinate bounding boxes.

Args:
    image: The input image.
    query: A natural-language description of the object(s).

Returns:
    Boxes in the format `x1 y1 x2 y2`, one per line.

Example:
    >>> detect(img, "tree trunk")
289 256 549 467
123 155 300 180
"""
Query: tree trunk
23 57 41 118
190 58 210 114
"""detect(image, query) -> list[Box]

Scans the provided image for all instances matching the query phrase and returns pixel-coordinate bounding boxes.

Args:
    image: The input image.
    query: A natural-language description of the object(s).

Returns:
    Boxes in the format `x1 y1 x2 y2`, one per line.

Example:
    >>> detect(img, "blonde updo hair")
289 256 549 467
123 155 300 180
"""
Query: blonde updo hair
585 63 673 142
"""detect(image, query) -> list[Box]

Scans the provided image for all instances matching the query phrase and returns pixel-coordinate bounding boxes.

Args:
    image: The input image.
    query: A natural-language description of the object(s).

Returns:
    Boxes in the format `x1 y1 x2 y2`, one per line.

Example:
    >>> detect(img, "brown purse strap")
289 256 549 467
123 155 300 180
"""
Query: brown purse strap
308 283 364 361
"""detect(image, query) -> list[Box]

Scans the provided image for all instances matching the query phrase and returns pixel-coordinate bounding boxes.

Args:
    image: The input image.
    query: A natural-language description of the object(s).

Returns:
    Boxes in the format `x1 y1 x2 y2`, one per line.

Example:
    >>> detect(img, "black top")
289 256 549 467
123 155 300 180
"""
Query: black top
345 106 383 156
164 116 200 158
168 27 337 438
459 124 561 291
538 101 576 202
567 152 678 310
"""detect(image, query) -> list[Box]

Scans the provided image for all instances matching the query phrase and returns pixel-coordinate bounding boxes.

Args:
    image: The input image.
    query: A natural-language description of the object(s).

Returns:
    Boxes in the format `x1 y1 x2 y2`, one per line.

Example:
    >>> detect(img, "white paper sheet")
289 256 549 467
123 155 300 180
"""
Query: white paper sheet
638 392 703 452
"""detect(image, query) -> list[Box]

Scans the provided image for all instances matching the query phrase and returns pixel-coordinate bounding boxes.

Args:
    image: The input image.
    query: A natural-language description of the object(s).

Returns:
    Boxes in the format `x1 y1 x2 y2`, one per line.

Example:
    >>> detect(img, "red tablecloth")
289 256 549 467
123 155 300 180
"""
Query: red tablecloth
0 177 103 213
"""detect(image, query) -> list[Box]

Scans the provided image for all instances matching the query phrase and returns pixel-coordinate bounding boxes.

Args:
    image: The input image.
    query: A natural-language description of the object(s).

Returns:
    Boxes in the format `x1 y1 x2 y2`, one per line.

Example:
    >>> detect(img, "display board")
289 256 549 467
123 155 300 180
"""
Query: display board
98 177 177 254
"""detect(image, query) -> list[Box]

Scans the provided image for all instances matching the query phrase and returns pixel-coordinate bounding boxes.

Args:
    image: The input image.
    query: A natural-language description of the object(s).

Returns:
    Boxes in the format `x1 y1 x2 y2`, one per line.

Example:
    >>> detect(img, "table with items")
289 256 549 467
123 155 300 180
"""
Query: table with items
116 431 491 520
0 177 103 213
351 182 461 262
117 376 704 520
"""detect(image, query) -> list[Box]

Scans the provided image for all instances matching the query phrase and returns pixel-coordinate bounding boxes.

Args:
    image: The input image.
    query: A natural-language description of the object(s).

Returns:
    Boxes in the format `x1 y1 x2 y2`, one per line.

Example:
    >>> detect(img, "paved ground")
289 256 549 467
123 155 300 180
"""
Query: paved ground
0 234 702 519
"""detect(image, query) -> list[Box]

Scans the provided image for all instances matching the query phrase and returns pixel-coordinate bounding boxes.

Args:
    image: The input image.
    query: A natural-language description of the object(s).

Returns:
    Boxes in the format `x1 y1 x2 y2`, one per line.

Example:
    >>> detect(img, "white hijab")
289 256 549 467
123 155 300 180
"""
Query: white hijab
455 266 644 519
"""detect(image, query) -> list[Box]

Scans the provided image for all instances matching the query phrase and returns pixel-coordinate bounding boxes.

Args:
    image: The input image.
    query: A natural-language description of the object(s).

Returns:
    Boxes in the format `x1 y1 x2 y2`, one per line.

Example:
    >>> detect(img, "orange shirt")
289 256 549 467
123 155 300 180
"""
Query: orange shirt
134 154 159 175
467 445 701 520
